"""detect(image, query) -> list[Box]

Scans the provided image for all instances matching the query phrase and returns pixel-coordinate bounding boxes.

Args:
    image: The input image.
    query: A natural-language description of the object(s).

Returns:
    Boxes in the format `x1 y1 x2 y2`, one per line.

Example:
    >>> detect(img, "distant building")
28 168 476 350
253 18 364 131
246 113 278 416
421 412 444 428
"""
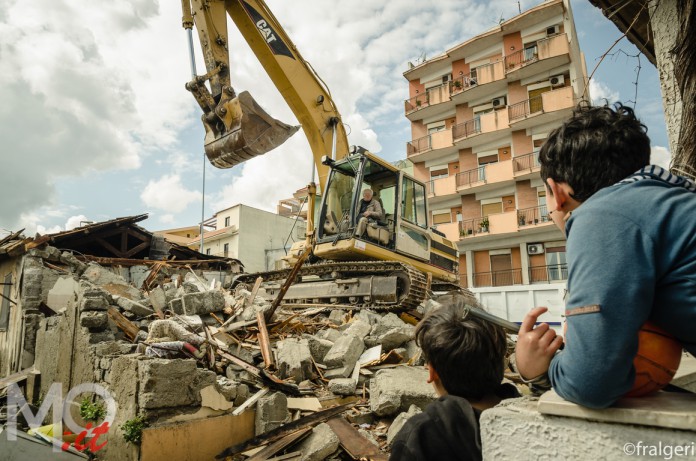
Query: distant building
181 204 304 273
403 0 588 326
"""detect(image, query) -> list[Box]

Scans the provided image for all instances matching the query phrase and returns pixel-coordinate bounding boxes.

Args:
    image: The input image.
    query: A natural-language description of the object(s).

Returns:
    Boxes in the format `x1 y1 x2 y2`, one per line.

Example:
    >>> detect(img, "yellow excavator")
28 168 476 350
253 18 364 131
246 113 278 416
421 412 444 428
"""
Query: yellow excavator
180 0 463 310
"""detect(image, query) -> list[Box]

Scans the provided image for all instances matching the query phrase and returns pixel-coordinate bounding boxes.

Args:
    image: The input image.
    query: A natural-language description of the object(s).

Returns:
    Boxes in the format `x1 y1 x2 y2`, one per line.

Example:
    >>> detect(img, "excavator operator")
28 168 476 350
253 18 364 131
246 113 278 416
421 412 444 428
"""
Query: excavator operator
355 188 384 238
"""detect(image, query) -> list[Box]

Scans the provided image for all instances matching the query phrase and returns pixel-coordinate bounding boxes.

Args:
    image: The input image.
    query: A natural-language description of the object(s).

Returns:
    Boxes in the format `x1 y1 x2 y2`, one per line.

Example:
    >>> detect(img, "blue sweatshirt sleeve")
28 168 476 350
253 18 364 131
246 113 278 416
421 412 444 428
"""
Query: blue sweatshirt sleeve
548 209 656 408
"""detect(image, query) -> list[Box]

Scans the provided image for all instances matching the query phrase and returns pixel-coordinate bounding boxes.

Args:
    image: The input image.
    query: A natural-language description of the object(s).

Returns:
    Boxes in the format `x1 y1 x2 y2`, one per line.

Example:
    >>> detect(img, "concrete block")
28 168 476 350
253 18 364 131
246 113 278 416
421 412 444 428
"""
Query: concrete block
370 366 437 417
60 251 87 274
180 291 225 315
354 309 381 326
234 383 250 407
297 422 339 461
276 338 313 383
82 262 129 287
184 272 208 292
215 377 238 401
343 320 371 340
46 276 79 312
129 265 150 290
80 296 109 311
79 311 108 330
148 286 167 313
115 296 155 317
86 330 115 344
328 378 357 396
404 340 423 365
255 392 289 435
138 358 216 409
328 309 346 325
303 334 334 363
317 328 341 343
481 396 696 460
323 365 354 380
386 404 422 445
323 334 364 369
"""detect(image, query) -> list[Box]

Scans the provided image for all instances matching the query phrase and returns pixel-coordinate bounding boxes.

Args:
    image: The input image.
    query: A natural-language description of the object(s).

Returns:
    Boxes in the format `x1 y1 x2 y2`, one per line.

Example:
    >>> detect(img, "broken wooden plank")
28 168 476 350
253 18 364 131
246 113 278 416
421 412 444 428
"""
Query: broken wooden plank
326 417 388 461
107 306 140 341
256 311 275 370
217 349 299 396
244 427 311 461
218 401 356 458
0 367 35 390
221 319 258 334
246 276 264 308
232 387 269 416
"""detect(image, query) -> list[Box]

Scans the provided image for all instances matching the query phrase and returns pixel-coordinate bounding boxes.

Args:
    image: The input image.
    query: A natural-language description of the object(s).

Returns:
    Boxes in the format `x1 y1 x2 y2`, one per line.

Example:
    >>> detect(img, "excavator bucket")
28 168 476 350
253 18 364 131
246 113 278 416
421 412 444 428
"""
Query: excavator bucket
204 91 300 169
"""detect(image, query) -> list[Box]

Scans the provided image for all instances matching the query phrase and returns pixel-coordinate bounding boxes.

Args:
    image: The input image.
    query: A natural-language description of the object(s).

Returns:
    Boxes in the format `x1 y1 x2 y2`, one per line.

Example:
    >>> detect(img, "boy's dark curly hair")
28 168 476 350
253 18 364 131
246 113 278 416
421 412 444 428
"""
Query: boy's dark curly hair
415 295 507 400
539 102 651 202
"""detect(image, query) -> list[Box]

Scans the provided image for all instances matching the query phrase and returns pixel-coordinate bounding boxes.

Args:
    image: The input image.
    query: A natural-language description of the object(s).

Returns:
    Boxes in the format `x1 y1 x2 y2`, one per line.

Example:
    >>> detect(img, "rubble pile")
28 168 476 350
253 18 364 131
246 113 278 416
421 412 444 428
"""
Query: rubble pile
7 243 483 460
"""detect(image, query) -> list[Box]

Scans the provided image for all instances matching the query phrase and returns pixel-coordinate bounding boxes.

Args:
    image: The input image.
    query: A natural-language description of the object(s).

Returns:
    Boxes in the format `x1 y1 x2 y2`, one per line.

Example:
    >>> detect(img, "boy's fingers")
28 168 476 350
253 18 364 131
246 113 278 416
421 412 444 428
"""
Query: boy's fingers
537 328 557 348
546 335 564 354
519 307 548 333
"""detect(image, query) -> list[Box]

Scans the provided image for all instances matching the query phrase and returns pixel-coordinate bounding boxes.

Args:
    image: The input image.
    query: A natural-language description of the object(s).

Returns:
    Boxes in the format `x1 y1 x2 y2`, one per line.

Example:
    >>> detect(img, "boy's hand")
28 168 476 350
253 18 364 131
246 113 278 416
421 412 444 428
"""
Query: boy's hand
515 307 564 380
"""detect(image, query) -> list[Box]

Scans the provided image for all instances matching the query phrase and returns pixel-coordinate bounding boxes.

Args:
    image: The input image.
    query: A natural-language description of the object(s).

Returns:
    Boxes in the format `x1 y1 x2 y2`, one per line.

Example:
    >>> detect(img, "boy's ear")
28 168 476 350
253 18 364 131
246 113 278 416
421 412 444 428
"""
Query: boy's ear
426 363 439 384
546 178 571 211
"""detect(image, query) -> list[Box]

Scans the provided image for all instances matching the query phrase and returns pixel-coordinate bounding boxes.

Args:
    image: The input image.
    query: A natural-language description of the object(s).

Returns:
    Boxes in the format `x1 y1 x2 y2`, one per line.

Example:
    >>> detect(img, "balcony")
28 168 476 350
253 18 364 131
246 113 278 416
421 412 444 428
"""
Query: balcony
517 205 551 227
529 263 568 283
513 152 541 180
433 221 461 242
473 269 523 288
450 62 507 105
459 211 519 238
407 128 457 162
453 110 510 149
507 86 575 130
426 175 457 201
456 160 514 193
504 33 570 81
405 82 452 121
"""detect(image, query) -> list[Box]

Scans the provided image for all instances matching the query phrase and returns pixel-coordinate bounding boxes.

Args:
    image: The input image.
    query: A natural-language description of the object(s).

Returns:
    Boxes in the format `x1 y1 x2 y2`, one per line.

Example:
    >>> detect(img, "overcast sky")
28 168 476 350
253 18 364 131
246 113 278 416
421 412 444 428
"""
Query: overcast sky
0 0 671 236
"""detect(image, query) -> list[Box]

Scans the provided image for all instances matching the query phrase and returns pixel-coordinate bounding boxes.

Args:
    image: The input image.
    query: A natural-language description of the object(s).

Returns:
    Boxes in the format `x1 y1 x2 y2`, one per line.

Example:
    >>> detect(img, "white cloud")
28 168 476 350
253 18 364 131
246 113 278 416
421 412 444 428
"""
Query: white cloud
140 175 200 213
651 145 671 170
589 79 620 105
65 215 90 231
158 214 175 225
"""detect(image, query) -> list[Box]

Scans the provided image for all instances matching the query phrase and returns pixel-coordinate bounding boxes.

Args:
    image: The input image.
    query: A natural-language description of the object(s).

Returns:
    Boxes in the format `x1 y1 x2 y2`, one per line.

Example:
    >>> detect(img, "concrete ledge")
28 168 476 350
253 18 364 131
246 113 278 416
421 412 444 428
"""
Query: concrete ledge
481 397 696 461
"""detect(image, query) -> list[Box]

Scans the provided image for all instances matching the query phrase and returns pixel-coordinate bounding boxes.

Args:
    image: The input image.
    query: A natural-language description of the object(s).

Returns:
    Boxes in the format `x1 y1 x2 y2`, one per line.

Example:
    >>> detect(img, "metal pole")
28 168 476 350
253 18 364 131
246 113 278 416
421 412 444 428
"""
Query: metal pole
331 122 338 160
186 28 197 79
200 152 206 253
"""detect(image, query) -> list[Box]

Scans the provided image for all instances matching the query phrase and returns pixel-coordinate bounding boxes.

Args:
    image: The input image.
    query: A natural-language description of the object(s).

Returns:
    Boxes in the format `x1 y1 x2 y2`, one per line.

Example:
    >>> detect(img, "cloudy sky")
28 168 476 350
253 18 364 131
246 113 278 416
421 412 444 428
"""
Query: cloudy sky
0 0 670 236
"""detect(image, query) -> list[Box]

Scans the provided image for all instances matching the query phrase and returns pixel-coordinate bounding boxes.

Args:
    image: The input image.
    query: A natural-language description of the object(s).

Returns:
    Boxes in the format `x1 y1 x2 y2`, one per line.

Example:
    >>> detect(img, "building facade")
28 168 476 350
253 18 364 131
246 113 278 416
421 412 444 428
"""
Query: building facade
185 204 303 273
403 0 588 326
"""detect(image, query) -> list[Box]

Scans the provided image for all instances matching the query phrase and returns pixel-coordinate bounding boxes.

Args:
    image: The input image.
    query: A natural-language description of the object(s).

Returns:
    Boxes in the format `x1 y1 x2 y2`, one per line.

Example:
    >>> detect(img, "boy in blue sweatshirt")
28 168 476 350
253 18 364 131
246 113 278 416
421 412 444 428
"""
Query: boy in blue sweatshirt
514 103 696 408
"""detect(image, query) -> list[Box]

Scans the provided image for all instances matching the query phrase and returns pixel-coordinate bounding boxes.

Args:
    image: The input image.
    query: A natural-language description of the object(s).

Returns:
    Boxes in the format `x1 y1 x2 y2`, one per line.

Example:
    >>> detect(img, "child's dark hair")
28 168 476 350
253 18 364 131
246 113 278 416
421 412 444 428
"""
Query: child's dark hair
414 295 507 400
539 102 651 202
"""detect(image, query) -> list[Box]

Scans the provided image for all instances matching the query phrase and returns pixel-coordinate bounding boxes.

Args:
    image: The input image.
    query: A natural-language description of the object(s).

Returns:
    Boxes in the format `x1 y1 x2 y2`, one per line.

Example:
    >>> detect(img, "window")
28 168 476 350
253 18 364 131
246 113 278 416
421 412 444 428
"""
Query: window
224 217 230 227
401 177 427 228
206 248 211 255
0 273 12 331
524 43 538 61
430 167 448 180
432 212 451 225
223 243 229 257
546 248 567 281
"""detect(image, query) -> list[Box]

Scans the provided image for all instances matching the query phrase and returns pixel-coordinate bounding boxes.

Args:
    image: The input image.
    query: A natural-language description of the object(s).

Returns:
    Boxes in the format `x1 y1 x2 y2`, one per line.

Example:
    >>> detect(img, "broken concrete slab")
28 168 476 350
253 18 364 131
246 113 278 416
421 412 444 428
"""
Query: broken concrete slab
276 337 313 383
200 385 234 411
46 276 79 313
343 320 371 340
179 290 225 316
328 378 357 396
370 366 437 417
138 358 216 410
323 365 354 380
316 328 341 343
296 422 340 461
354 309 381 326
328 310 346 326
82 263 141 299
323 334 364 371
79 311 108 330
115 296 155 317
387 404 422 445
304 334 333 363
59 251 88 274
255 391 289 435
148 286 167 314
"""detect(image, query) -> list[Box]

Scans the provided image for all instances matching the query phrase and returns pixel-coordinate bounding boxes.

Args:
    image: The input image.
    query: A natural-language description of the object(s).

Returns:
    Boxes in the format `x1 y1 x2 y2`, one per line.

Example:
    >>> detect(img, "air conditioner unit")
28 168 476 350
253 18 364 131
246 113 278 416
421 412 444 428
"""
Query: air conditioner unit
469 78 478 86
549 74 565 87
527 243 545 255
546 25 560 36
492 96 507 108
442 74 452 83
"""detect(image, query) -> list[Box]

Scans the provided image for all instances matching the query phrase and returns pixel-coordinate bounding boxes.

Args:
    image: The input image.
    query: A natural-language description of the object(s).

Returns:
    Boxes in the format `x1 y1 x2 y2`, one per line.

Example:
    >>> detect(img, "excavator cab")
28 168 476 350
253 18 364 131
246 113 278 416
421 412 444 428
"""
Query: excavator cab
318 151 399 249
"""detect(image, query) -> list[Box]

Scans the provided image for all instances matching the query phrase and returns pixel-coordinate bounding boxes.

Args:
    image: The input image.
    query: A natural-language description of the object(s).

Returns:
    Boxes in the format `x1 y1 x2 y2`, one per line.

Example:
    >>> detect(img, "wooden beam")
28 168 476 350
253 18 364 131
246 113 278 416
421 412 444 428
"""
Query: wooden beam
95 236 127 258
256 311 275 370
107 307 140 341
326 417 388 461
245 428 311 461
124 240 150 258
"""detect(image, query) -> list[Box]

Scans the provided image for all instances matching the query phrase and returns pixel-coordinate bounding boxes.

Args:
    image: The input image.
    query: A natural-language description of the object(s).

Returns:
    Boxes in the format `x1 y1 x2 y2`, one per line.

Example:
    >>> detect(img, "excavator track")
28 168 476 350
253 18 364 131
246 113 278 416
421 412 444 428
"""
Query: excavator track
233 261 428 311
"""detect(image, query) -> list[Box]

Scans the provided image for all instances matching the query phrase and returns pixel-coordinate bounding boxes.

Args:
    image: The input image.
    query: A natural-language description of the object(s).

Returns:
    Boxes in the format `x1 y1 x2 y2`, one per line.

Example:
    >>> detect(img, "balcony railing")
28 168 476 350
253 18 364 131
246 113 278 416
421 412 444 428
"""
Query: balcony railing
473 269 523 288
405 81 452 113
450 73 479 94
513 152 540 172
517 205 550 226
529 264 568 283
508 96 543 121
458 216 489 237
504 47 538 71
453 119 480 140
456 166 486 187
405 93 430 113
407 134 432 156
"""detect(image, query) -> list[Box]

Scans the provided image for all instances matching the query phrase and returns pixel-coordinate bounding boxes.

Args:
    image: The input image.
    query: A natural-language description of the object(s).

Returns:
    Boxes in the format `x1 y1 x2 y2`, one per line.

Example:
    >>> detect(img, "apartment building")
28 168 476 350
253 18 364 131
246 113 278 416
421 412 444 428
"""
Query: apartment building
403 0 588 325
